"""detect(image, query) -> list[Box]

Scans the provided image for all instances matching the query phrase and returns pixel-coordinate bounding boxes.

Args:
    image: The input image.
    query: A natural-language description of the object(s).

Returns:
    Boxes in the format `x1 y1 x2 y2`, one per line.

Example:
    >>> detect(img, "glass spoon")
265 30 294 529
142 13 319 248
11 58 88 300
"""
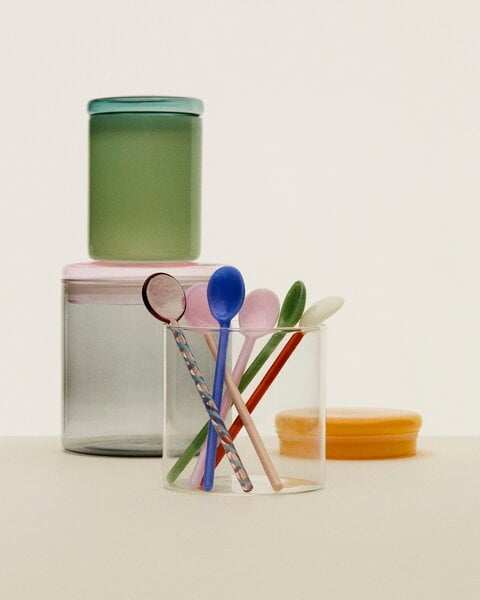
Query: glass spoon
141 272 253 493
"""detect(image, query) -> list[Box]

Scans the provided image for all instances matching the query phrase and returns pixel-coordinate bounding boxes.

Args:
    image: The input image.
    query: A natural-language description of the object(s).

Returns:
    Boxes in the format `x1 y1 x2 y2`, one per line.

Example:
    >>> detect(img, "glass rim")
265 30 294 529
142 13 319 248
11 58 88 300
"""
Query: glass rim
166 323 325 334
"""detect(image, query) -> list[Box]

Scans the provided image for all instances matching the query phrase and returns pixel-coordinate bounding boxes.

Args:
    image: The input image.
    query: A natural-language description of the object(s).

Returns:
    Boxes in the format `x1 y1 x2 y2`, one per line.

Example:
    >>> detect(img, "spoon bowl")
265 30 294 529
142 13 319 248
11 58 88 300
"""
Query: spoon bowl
238 288 280 334
277 280 307 328
184 283 216 328
300 297 345 328
207 266 245 326
142 273 186 323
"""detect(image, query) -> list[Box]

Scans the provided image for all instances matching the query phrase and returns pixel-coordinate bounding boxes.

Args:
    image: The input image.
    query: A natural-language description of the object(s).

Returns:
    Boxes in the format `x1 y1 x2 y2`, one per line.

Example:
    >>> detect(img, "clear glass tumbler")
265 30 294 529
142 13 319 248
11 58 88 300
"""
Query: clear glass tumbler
163 324 326 495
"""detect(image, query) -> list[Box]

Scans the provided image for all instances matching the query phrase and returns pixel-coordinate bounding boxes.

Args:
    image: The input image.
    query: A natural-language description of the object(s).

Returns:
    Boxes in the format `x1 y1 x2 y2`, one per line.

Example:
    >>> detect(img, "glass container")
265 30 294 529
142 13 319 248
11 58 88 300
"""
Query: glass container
62 262 218 456
163 324 326 495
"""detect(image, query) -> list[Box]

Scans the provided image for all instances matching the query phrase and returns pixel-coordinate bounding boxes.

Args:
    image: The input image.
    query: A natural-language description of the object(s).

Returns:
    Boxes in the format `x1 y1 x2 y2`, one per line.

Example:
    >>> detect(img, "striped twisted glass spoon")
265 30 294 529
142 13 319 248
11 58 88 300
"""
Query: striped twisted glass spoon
142 272 253 493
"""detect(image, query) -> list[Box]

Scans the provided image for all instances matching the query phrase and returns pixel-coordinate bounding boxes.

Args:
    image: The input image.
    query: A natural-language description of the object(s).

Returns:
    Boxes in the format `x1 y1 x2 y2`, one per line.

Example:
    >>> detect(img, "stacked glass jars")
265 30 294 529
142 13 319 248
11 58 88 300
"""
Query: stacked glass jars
62 97 217 456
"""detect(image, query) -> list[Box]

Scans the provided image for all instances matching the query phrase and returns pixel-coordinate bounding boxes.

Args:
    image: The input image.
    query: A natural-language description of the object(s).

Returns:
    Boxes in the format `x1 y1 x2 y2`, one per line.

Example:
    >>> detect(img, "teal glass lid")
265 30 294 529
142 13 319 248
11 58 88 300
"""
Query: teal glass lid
88 96 203 116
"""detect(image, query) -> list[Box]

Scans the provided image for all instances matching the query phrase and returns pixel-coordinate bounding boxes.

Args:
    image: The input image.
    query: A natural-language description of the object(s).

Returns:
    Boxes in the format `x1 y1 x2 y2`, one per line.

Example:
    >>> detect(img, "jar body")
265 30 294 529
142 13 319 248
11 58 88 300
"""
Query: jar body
62 262 216 456
89 111 201 261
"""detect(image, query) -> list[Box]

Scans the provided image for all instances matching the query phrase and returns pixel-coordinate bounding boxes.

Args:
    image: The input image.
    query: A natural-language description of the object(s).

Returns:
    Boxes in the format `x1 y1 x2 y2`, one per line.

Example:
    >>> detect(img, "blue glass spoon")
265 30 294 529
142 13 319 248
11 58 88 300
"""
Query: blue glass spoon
203 266 245 491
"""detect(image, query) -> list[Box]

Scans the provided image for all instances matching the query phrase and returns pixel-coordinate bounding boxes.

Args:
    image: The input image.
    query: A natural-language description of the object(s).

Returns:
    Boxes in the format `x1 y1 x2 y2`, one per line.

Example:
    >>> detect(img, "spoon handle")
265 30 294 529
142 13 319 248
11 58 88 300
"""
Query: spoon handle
238 331 286 392
203 326 230 491
170 325 253 493
221 335 255 414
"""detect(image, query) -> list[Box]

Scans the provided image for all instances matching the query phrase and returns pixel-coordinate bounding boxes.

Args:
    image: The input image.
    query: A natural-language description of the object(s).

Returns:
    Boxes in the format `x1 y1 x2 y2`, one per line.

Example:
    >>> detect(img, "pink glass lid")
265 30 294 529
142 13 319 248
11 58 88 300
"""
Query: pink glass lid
63 262 219 305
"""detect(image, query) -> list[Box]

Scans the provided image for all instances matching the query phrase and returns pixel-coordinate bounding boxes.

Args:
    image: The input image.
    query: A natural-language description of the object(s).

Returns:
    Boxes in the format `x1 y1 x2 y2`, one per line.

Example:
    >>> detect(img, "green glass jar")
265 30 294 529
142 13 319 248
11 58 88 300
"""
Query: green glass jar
88 96 203 261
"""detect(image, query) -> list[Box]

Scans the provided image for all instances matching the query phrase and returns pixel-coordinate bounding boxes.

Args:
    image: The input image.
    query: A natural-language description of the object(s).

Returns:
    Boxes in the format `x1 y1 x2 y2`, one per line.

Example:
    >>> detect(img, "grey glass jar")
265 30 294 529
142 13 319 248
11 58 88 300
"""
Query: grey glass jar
62 261 217 456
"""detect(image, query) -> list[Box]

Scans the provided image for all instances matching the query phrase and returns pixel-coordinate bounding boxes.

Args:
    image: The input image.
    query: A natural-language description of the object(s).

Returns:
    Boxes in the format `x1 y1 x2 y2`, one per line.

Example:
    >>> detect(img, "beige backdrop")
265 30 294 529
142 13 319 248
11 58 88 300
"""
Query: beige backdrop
1 0 478 434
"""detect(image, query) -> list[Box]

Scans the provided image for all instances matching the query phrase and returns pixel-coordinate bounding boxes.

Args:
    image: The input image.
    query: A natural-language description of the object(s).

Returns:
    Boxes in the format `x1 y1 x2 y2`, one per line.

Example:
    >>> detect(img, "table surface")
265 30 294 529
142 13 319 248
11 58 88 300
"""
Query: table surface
1 436 479 600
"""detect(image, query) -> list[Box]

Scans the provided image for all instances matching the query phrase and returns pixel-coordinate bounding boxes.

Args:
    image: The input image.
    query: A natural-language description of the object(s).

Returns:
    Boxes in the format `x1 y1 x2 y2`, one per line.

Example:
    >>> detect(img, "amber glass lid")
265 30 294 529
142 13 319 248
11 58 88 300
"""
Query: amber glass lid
327 407 422 436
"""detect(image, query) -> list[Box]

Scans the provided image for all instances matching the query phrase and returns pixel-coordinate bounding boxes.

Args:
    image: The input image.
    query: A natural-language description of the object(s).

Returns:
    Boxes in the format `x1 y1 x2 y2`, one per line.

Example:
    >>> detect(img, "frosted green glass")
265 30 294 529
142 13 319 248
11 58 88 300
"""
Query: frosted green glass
88 99 202 261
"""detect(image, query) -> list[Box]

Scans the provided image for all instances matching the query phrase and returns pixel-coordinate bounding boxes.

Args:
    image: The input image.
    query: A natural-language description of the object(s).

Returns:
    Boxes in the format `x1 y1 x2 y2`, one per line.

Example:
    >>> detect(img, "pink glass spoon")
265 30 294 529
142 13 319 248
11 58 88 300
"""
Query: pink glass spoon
222 288 280 414
184 284 282 491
